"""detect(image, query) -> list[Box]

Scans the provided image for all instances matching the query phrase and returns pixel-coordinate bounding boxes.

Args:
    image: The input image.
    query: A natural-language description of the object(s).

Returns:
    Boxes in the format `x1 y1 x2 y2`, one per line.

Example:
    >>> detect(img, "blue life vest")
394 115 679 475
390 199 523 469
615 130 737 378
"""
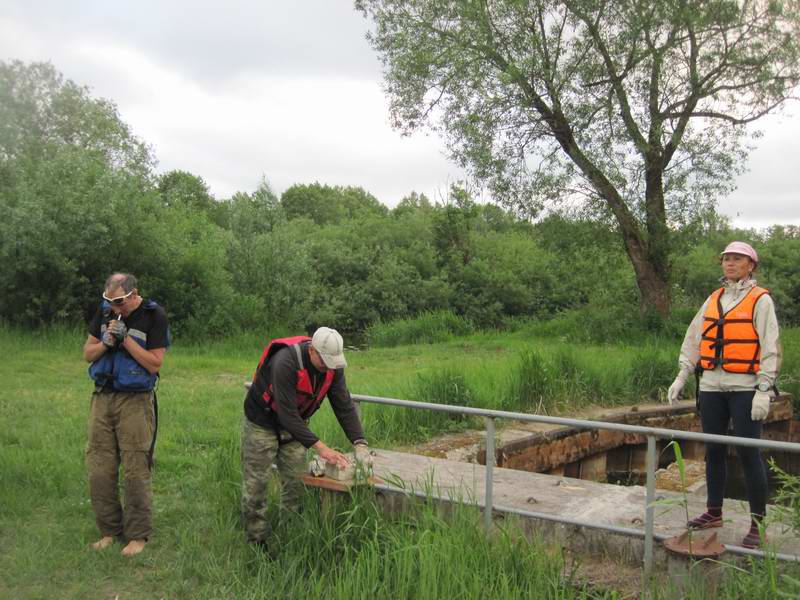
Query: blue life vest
88 299 163 392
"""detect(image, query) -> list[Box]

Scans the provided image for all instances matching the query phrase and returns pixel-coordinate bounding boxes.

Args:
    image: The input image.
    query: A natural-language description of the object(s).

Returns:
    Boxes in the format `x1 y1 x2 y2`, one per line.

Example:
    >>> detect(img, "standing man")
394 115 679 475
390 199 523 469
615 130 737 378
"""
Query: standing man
241 327 369 548
82 273 170 556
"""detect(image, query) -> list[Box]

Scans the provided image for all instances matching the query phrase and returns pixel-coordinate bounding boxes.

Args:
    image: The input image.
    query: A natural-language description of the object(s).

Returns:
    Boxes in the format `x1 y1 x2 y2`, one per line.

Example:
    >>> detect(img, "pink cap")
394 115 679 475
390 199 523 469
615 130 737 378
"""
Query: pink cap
720 241 758 265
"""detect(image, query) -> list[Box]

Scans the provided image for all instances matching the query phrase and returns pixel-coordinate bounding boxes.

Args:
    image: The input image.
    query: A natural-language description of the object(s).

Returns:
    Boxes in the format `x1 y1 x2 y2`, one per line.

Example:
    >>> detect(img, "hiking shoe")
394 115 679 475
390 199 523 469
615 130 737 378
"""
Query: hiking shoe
687 511 723 530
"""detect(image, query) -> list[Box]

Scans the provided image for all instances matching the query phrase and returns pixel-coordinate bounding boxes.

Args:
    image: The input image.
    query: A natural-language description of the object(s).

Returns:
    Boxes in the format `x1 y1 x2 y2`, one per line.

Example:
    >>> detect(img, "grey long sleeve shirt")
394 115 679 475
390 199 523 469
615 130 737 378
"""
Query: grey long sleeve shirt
677 277 781 393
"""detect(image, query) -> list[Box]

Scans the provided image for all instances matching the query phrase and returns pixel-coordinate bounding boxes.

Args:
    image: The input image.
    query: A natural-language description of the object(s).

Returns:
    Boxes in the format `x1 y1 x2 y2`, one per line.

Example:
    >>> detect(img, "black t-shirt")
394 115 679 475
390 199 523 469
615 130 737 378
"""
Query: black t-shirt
244 342 365 448
89 300 170 351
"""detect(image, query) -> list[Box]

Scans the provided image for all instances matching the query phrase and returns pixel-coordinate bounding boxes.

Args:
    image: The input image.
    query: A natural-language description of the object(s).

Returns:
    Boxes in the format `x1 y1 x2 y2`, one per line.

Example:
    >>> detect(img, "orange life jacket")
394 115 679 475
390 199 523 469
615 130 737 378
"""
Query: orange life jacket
699 286 769 373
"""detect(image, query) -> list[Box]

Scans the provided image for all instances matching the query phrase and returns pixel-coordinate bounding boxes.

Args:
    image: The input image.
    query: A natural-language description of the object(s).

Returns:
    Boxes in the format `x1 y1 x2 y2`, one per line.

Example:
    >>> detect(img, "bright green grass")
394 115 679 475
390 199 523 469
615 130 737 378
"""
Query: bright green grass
1 326 798 598
0 327 610 599
365 310 475 347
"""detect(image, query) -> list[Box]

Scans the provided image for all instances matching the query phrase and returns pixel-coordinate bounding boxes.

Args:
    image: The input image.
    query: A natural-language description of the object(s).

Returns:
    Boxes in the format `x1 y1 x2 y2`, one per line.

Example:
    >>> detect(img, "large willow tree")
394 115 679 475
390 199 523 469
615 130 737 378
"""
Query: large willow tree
356 0 800 315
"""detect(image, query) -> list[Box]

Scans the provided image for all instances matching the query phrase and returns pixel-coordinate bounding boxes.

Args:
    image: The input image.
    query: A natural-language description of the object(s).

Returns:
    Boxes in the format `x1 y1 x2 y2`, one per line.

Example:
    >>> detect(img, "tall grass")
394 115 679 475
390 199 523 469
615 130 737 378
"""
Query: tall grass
160 430 616 599
504 343 684 414
367 369 480 443
2 326 799 598
656 553 800 600
366 310 474 347
521 300 693 345
628 346 677 402
507 350 552 412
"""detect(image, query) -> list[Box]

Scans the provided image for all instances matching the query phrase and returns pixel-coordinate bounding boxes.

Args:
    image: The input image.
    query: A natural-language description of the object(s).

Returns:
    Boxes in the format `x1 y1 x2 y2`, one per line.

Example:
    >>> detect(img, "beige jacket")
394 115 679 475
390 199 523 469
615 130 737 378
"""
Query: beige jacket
677 277 781 393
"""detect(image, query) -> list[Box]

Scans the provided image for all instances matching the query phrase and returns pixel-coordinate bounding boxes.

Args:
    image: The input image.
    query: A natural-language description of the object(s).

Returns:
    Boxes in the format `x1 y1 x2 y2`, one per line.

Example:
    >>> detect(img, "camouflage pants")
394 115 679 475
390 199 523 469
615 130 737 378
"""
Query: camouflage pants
240 417 307 543
86 389 155 541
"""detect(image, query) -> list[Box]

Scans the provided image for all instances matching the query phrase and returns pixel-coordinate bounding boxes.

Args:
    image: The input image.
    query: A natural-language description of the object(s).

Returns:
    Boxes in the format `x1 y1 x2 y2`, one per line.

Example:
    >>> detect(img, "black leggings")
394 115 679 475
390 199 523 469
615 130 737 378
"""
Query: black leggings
699 390 767 518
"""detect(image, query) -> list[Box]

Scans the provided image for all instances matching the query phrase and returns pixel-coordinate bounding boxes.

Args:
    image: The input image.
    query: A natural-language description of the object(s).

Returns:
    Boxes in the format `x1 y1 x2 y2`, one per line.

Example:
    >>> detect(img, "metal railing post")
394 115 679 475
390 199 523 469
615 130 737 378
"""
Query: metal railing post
484 417 496 530
644 435 656 575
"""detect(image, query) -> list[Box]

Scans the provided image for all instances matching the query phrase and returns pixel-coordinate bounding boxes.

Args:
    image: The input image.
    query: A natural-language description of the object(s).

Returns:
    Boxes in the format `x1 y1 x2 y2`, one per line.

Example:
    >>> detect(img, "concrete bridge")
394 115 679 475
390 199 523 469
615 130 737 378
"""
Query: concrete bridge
307 395 800 573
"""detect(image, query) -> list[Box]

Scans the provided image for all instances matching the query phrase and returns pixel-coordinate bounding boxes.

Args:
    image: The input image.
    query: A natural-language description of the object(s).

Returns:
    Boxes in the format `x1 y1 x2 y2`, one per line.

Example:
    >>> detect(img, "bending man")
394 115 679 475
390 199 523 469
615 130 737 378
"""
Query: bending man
241 327 369 547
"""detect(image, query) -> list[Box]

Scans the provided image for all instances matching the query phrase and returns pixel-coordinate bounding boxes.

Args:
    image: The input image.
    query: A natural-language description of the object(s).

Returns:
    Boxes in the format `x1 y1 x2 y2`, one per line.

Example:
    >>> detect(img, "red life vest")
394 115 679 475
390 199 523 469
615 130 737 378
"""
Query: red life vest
251 336 335 419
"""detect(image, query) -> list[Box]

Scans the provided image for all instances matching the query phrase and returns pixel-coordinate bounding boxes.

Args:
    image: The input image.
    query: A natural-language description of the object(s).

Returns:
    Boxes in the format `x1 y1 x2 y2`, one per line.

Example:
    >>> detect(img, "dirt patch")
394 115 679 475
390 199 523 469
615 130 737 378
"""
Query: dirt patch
399 430 484 461
656 459 706 493
564 550 646 599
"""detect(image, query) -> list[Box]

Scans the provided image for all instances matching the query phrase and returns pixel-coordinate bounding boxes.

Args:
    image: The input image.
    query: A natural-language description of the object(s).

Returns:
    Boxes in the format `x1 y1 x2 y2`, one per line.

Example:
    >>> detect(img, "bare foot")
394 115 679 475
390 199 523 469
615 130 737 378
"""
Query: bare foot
90 536 115 550
121 539 146 556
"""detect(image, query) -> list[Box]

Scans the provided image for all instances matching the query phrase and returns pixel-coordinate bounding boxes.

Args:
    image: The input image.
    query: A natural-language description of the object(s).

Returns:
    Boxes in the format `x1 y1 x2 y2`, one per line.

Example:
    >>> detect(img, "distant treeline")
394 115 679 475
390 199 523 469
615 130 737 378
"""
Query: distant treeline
3 172 799 339
2 60 799 340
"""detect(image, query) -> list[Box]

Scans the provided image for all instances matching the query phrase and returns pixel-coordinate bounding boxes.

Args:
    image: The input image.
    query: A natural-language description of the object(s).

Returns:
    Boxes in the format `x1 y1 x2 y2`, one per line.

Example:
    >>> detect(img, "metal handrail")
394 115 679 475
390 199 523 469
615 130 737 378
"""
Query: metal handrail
353 394 800 452
352 393 800 572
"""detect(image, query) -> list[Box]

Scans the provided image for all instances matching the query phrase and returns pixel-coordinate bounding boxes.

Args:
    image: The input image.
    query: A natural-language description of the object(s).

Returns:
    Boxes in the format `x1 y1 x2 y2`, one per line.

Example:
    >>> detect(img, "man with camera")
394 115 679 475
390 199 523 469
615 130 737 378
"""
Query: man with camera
82 273 169 556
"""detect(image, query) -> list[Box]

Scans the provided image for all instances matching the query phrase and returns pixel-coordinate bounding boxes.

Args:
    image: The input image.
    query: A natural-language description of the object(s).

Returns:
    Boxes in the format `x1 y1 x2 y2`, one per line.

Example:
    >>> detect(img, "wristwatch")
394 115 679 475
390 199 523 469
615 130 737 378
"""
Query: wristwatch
756 382 771 393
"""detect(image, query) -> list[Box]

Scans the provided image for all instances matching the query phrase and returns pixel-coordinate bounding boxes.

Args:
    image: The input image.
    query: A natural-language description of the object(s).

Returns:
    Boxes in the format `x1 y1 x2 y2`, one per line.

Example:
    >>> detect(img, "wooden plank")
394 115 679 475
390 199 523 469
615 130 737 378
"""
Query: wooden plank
301 474 382 493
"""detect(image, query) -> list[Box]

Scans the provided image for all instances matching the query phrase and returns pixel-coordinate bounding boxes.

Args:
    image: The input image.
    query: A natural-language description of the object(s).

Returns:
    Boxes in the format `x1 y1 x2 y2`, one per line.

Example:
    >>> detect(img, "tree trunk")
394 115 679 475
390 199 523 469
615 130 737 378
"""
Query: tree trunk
622 235 671 317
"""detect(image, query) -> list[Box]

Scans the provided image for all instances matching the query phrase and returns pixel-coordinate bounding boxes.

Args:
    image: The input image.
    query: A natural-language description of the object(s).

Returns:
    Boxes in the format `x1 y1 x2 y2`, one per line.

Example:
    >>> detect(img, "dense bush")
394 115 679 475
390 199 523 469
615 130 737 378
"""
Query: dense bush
3 61 799 340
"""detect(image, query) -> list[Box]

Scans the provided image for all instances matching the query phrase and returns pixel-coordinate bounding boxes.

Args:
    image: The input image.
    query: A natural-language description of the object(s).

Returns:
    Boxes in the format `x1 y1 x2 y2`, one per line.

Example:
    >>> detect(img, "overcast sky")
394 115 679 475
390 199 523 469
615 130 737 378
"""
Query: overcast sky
3 1 798 228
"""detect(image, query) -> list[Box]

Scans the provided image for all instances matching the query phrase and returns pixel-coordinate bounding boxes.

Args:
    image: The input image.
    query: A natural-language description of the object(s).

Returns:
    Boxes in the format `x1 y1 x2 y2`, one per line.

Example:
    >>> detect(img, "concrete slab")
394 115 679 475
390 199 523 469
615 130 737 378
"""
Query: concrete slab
368 447 800 564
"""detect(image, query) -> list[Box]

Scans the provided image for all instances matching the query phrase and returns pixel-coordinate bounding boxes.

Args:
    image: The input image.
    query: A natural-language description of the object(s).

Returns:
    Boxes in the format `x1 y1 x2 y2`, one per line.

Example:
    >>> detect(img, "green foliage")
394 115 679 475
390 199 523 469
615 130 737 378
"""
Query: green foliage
392 190 433 217
281 182 387 225
368 369 479 443
366 310 474 347
759 226 800 326
0 60 153 176
768 459 800 537
6 327 799 598
432 184 479 269
356 0 800 316
506 350 551 412
0 60 156 325
3 328 612 600
405 369 478 436
213 178 284 233
628 347 679 401
3 60 800 341
157 170 215 212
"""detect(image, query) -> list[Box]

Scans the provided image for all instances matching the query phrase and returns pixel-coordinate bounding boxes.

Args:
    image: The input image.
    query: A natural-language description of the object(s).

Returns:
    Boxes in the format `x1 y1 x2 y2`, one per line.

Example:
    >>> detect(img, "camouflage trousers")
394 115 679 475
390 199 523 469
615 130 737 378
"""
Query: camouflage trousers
86 389 155 541
240 417 307 543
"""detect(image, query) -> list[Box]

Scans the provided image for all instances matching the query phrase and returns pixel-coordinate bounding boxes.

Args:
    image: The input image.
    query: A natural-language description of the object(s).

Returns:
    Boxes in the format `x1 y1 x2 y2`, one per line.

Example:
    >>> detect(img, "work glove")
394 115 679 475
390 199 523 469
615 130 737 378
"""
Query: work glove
308 456 326 477
751 390 771 422
108 319 128 342
101 328 117 350
353 443 373 469
667 370 689 405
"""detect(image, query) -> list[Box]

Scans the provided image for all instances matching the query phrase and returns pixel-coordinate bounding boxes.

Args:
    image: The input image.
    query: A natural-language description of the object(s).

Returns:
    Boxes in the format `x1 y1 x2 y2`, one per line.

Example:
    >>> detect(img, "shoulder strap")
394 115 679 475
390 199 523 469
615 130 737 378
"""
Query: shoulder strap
292 343 304 368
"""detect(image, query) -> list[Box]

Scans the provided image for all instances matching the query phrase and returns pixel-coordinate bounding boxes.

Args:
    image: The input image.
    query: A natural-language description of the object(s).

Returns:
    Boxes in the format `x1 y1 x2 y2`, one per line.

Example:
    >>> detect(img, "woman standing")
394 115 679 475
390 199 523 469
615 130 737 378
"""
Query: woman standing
667 241 780 549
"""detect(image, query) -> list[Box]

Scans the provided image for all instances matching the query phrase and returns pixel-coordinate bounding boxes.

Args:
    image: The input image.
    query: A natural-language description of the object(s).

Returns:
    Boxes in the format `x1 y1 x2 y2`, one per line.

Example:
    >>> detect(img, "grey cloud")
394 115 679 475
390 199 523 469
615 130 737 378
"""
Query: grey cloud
2 1 380 86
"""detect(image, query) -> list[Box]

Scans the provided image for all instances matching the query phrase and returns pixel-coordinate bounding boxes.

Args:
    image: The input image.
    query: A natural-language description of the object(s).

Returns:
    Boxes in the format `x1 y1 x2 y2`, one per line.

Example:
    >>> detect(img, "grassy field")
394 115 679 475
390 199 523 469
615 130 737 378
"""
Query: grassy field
1 325 799 598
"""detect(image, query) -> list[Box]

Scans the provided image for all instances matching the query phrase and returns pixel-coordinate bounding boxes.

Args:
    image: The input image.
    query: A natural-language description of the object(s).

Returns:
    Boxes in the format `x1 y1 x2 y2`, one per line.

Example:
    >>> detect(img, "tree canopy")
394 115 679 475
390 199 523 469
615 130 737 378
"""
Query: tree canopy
2 59 799 338
356 0 800 314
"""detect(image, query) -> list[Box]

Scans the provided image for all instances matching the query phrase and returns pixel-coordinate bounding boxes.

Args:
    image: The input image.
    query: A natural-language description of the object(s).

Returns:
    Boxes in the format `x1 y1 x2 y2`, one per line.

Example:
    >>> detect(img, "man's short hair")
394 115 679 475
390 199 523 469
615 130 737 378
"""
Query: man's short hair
105 272 138 293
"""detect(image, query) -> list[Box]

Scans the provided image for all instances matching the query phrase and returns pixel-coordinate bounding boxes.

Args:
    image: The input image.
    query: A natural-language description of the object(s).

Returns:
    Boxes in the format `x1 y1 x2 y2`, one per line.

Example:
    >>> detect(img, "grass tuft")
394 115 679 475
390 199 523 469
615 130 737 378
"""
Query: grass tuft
366 310 474 347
